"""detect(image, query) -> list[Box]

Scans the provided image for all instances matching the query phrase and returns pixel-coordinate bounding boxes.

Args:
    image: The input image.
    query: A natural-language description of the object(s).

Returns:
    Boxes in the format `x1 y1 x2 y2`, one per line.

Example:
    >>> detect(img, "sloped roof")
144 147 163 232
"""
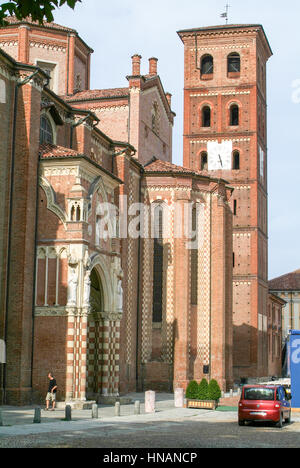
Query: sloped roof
64 87 129 102
39 143 123 183
2 16 93 52
144 158 199 175
2 15 76 33
39 143 82 159
269 269 300 291
178 23 265 33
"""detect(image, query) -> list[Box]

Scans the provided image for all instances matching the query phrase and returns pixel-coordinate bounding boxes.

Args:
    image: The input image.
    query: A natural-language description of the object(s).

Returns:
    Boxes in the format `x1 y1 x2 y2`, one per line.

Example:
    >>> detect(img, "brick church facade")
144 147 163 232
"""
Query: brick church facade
0 18 272 405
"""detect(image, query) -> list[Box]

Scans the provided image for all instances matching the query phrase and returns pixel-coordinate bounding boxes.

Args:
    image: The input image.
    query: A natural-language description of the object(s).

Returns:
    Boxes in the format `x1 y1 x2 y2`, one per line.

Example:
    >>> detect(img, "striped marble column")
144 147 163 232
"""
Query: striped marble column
66 312 76 400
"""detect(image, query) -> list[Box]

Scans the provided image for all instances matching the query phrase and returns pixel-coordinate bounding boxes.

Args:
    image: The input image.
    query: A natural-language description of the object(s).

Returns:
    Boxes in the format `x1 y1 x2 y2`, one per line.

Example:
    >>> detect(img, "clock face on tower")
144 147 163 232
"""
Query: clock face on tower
207 140 233 171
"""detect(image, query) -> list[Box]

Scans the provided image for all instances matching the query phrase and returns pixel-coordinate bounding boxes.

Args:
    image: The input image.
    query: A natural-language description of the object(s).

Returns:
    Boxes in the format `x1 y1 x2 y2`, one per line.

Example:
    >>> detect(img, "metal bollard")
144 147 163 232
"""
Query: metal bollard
134 400 140 415
33 407 41 424
92 404 98 419
115 402 120 417
65 404 72 421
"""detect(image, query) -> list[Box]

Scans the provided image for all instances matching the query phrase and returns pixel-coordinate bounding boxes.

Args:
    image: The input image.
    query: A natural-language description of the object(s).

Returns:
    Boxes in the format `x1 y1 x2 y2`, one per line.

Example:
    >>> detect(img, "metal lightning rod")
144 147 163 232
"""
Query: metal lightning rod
220 3 230 24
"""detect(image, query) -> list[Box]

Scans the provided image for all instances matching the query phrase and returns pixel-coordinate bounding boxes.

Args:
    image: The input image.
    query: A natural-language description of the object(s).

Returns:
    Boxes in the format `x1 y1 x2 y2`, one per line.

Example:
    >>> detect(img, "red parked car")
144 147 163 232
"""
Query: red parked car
238 385 292 428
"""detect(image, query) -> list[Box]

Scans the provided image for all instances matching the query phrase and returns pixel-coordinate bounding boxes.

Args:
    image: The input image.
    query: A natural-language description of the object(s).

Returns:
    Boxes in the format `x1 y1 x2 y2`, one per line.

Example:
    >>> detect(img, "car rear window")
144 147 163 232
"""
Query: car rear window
244 388 275 401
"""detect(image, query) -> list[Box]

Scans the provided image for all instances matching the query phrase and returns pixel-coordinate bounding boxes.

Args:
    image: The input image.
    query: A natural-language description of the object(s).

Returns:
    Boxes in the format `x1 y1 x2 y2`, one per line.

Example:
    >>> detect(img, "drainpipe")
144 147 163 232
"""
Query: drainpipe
3 70 39 404
31 74 50 398
291 292 294 331
30 140 43 398
66 34 70 95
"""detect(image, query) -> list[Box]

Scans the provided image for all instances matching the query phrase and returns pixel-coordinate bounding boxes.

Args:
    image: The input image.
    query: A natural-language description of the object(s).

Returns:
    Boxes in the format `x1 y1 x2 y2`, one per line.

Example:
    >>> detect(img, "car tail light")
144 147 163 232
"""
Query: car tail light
239 403 243 407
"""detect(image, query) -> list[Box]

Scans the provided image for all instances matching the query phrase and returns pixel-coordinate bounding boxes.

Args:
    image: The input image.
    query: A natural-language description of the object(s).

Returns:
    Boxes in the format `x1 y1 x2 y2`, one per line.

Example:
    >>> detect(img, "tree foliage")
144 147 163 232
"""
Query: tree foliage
0 0 81 26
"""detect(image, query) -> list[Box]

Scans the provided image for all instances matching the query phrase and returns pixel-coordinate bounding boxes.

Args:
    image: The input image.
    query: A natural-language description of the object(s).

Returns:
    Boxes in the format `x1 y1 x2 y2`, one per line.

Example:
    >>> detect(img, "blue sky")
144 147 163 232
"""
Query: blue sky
54 0 300 280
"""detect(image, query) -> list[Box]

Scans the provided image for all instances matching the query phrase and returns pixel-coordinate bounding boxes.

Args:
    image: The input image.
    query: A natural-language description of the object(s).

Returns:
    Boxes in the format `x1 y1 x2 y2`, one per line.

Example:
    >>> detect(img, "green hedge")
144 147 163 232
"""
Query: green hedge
185 379 222 402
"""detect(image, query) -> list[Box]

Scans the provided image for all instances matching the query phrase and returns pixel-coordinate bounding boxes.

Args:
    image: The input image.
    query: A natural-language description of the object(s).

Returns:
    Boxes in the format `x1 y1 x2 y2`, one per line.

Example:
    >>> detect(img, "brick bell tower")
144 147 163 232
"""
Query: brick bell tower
178 24 273 380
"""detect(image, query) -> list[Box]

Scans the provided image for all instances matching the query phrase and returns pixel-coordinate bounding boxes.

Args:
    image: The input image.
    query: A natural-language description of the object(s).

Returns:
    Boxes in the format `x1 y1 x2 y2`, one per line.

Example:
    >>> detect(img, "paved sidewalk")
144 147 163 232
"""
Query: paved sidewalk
1 393 299 439
0 393 210 435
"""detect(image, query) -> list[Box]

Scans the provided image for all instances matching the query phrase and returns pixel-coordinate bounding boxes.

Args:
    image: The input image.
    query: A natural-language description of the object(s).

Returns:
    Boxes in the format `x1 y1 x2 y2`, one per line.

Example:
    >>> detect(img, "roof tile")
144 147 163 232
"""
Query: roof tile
64 88 129 102
269 269 300 291
3 15 76 33
144 158 204 176
39 143 82 159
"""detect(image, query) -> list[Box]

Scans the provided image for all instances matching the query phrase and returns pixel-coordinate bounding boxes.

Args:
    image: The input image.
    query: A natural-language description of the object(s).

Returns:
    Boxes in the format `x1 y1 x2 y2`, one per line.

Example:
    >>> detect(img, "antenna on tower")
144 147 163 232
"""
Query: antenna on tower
220 3 230 24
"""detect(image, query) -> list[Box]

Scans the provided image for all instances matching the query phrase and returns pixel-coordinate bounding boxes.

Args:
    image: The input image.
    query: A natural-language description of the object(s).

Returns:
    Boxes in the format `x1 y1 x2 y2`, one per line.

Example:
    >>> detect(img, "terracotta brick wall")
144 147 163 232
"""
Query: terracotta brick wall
32 317 68 402
3 76 42 405
179 25 272 381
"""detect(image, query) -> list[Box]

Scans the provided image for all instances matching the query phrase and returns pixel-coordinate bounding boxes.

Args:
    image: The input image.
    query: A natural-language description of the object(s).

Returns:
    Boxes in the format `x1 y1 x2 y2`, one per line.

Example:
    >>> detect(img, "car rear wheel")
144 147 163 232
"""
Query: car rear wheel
285 411 291 424
276 413 283 428
238 420 245 426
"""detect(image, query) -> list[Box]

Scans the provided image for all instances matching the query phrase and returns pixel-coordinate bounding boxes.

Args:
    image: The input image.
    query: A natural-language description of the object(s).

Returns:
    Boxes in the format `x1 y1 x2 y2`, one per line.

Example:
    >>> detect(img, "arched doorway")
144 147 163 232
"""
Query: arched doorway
86 268 104 399
90 269 104 314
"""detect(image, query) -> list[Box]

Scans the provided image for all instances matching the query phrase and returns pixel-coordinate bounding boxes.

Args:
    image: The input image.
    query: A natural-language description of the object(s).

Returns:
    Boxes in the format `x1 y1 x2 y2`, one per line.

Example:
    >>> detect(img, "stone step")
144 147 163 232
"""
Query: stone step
55 400 96 410
98 396 133 405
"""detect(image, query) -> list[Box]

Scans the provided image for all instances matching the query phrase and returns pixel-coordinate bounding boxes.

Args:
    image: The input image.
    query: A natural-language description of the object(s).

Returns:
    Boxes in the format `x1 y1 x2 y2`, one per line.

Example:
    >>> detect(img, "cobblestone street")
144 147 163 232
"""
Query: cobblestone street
0 394 299 449
1 413 300 449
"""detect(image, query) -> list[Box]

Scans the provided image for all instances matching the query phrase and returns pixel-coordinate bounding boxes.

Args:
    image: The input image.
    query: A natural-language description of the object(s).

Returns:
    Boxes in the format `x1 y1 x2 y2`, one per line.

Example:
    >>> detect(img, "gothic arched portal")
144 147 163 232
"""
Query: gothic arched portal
86 268 104 398
90 268 104 315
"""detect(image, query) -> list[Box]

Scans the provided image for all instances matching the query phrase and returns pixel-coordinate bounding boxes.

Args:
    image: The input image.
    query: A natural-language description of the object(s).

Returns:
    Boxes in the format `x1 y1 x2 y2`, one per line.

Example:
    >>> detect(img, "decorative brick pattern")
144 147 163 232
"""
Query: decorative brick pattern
125 171 135 364
197 195 211 365
163 191 175 364
141 236 154 364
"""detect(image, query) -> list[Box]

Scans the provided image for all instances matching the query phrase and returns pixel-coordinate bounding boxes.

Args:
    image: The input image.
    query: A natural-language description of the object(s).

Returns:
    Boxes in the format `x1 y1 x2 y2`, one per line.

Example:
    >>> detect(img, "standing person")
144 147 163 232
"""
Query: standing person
45 372 57 411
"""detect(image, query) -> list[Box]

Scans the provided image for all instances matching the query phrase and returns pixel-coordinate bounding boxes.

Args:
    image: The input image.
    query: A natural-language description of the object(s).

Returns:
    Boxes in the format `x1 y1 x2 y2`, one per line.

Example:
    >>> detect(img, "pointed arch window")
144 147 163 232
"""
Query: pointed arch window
230 104 239 126
152 203 164 323
228 52 241 74
202 106 211 128
40 115 54 144
201 55 213 77
233 151 240 170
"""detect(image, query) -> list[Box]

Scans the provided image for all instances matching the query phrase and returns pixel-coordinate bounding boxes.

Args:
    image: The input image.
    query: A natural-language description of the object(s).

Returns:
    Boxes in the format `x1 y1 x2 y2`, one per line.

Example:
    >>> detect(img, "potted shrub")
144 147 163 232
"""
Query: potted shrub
186 378 221 410
197 378 209 400
208 379 221 403
186 380 199 400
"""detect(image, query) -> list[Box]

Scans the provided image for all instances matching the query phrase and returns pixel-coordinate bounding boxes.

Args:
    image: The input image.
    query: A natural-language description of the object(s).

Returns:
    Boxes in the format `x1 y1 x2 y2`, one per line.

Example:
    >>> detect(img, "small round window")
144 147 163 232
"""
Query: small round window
40 115 54 144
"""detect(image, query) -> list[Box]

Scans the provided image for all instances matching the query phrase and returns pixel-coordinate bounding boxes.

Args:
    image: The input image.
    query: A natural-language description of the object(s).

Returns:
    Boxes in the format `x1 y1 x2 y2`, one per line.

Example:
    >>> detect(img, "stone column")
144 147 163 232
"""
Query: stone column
65 311 76 400
79 313 88 401
101 319 110 396
100 313 122 397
